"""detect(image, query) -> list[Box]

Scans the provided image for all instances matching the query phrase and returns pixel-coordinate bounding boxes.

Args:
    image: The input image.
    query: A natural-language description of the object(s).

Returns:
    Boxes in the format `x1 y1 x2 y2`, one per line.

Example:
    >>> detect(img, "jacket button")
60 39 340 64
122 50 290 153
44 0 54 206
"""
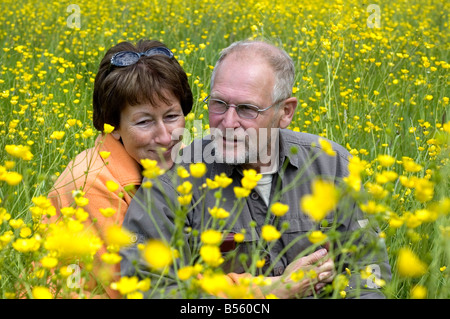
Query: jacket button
250 192 259 200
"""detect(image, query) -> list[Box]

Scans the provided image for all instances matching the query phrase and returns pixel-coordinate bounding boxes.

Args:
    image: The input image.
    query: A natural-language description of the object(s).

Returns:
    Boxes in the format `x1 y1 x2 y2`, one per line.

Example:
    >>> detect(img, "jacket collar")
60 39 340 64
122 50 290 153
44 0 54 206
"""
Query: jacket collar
97 134 142 186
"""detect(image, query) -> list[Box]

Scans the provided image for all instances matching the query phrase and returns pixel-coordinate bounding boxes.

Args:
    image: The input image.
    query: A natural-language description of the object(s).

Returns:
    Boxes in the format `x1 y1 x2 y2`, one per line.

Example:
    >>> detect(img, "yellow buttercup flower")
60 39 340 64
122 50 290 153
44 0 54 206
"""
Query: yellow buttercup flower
110 276 140 295
177 181 193 195
234 233 245 243
103 123 115 134
99 151 111 159
233 186 251 198
142 239 173 270
241 169 262 190
377 154 396 167
99 207 116 218
5 144 33 161
397 247 427 278
201 229 222 245
190 162 207 178
208 206 230 219
261 225 281 242
270 202 289 217
32 286 53 299
301 179 338 222
214 173 233 188
200 245 224 267
319 138 336 156
40 256 58 269
178 194 193 205
50 131 65 140
411 285 427 299
105 180 119 192
177 166 190 178
101 252 122 264
105 224 133 248
307 230 327 244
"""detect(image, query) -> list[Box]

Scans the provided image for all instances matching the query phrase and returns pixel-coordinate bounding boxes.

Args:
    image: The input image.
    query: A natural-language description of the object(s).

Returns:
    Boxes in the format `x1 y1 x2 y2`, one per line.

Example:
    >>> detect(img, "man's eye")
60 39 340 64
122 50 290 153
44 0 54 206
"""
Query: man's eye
239 105 257 111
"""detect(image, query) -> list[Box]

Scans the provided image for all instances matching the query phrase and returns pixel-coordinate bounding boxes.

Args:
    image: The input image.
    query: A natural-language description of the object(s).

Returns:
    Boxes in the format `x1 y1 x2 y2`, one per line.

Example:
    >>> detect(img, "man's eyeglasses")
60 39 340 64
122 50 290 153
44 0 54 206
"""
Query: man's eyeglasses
110 47 174 67
203 95 282 119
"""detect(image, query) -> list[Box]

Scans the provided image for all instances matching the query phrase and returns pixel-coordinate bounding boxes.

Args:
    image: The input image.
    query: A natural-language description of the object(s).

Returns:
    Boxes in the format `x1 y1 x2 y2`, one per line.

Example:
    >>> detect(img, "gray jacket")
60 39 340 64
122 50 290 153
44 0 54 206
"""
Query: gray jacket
121 129 391 298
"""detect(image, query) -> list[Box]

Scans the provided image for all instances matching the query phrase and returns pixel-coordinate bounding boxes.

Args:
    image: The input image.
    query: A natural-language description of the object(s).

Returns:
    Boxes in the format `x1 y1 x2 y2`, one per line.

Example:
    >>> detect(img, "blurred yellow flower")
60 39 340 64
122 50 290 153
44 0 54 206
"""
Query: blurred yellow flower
99 207 116 218
105 224 133 248
5 144 34 161
234 233 245 243
105 180 119 192
142 239 173 270
50 131 65 140
110 276 140 295
213 173 233 188
3 171 23 186
411 285 427 299
307 230 327 244
32 286 52 299
200 245 224 267
177 181 193 195
177 166 190 178
178 194 193 205
397 247 427 278
377 154 396 167
201 229 222 245
40 256 58 269
101 252 122 264
208 206 230 219
44 222 102 259
301 179 338 222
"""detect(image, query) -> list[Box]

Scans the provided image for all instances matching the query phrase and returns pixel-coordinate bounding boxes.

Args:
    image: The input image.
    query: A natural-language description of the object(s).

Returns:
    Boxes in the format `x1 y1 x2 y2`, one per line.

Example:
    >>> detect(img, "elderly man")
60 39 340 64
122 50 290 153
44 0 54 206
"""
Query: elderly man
120 39 391 299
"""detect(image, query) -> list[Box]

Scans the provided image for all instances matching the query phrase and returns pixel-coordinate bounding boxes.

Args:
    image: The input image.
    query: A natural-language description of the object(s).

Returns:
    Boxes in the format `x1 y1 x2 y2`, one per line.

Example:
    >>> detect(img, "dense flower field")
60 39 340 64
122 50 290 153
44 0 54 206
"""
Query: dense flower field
0 0 449 299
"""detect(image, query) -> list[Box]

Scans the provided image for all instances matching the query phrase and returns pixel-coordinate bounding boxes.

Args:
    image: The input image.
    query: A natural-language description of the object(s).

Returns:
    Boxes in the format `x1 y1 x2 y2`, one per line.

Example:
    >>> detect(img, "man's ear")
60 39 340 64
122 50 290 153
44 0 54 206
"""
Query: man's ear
111 131 121 140
278 97 297 129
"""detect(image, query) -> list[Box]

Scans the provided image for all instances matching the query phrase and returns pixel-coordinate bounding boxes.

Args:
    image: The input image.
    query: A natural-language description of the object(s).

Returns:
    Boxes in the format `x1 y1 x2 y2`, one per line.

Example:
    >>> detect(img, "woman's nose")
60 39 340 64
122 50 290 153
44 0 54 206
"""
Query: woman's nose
154 122 172 146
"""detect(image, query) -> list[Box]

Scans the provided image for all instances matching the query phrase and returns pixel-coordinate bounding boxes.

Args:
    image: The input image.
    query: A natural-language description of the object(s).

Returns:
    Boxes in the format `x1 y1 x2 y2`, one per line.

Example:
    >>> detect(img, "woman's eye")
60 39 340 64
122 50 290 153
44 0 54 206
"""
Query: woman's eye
136 119 152 125
165 114 181 121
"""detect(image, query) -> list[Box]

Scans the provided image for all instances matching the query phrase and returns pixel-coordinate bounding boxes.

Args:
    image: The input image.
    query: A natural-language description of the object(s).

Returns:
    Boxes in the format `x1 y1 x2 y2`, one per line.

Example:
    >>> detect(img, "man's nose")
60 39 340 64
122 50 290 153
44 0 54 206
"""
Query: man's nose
221 106 241 128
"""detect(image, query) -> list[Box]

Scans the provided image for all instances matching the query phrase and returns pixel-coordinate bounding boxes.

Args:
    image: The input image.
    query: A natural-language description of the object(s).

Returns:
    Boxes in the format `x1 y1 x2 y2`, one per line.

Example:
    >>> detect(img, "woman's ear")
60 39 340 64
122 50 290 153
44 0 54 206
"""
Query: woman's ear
111 131 121 140
278 97 298 129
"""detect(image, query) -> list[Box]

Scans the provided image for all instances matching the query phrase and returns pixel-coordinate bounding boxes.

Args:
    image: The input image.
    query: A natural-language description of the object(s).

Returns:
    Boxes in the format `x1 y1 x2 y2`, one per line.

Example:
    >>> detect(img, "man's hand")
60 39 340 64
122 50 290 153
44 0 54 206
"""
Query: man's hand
266 248 335 299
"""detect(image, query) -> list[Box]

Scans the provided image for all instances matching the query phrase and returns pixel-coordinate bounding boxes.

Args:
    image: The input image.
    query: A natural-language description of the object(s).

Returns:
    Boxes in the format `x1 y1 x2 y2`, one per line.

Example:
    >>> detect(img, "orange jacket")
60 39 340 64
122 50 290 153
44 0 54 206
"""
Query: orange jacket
48 133 142 298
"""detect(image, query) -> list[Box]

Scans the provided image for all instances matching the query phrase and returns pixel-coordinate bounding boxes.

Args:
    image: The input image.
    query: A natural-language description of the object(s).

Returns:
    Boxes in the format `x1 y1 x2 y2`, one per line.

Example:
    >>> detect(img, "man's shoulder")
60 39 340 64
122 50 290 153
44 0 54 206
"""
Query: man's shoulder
280 129 350 161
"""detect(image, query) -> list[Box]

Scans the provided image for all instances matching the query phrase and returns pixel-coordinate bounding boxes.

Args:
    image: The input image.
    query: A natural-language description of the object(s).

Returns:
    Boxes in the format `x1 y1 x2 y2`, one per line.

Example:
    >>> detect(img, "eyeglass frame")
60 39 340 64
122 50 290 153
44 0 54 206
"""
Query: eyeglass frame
203 95 284 119
109 47 174 68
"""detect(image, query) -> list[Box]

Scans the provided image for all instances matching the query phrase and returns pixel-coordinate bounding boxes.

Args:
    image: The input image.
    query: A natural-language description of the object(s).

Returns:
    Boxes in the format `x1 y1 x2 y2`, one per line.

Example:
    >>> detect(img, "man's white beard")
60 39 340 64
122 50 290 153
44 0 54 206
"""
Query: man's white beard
211 127 249 164
211 127 279 171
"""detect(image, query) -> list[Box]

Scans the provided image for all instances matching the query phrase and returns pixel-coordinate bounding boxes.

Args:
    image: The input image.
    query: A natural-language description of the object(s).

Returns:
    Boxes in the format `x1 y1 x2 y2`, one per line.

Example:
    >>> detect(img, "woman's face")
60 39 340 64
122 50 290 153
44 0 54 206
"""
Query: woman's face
113 92 185 169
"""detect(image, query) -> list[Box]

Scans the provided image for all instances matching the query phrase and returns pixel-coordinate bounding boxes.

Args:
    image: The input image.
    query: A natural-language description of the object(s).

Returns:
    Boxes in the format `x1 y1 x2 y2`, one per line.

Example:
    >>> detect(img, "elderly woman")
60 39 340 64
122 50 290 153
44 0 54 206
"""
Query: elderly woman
48 39 193 298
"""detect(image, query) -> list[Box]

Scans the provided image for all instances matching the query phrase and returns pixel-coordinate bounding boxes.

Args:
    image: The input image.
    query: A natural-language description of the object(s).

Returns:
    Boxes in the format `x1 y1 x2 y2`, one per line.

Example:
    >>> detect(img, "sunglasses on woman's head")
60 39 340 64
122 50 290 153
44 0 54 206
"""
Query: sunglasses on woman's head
110 47 174 67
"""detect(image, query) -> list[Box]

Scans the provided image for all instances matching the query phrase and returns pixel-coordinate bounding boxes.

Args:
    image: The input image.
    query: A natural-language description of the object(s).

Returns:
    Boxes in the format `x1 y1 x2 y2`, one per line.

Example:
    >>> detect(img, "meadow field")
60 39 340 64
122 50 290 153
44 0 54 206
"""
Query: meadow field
0 0 449 299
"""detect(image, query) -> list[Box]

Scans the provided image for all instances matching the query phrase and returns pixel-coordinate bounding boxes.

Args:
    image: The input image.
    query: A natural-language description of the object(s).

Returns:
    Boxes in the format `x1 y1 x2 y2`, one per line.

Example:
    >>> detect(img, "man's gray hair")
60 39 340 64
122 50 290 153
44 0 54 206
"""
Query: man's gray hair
210 39 295 104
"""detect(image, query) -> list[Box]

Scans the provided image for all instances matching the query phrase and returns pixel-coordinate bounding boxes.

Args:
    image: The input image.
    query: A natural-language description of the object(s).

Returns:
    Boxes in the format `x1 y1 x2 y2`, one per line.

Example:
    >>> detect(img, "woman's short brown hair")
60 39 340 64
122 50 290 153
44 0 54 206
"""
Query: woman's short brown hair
93 39 193 131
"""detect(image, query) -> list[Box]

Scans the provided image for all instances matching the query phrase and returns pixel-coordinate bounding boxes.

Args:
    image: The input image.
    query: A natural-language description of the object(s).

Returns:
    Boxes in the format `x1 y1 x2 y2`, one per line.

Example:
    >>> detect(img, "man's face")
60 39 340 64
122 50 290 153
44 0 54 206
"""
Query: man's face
208 54 284 171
